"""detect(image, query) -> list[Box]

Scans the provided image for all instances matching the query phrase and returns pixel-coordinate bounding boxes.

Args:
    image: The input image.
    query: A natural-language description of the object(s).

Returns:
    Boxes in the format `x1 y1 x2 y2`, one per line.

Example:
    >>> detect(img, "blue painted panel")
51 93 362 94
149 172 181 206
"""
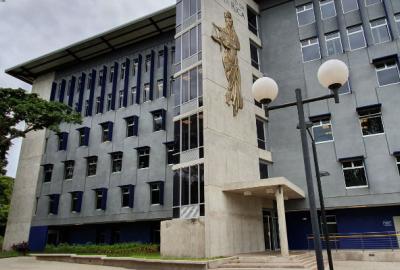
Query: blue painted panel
59 79 66 103
28 226 48 251
111 62 119 110
123 58 130 107
50 82 57 101
67 76 76 107
76 73 86 113
136 54 142 104
149 50 155 100
163 45 168 97
99 66 107 113
87 69 96 116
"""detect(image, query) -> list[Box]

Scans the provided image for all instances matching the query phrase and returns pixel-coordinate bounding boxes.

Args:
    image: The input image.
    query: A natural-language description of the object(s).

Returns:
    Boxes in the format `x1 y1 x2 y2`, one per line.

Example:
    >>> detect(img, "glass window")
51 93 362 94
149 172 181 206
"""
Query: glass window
396 156 400 174
256 118 267 150
157 80 164 99
131 87 136 105
181 167 189 206
71 192 80 212
296 3 315 26
321 215 338 234
375 59 400 86
320 0 336 19
325 32 343 56
182 31 190 60
312 119 334 142
126 117 136 137
87 74 92 89
87 156 97 176
121 187 130 207
95 190 103 210
118 90 124 108
338 80 351 95
145 54 151 72
259 159 269 179
121 62 126 80
138 148 150 169
190 165 199 204
78 128 86 146
101 123 110 142
43 164 53 182
359 107 384 136
150 183 161 205
143 83 150 102
177 112 203 153
111 152 123 173
182 117 190 151
247 7 258 36
158 50 164 69
182 71 190 103
98 70 104 86
107 93 112 111
250 42 260 70
342 160 368 188
370 18 391 44
95 97 101 114
64 161 74 180
341 0 358 13
190 68 197 100
58 133 66 151
190 114 198 149
109 66 114 83
365 0 381 6
190 27 197 56
395 14 400 36
48 195 58 215
132 59 138 76
301 38 321 62
347 25 366 50
167 143 177 165
84 100 90 116
152 111 164 132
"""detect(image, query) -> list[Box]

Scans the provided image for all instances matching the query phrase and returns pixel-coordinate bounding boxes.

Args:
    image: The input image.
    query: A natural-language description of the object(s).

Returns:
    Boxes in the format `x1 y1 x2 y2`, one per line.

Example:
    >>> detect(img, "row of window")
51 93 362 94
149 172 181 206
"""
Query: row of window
175 23 202 73
174 65 203 108
176 0 201 32
43 144 175 183
53 111 166 151
174 112 204 155
297 0 392 27
45 182 163 215
301 17 397 62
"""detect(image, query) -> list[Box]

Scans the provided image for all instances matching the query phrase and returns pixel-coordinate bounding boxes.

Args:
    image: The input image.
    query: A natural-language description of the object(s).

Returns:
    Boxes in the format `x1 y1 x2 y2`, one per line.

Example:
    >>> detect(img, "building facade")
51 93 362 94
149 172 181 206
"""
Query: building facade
3 0 400 258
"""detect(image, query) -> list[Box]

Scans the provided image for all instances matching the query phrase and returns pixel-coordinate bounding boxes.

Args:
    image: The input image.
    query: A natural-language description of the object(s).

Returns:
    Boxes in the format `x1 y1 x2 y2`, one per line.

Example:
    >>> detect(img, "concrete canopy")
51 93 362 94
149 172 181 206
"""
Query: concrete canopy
222 177 305 200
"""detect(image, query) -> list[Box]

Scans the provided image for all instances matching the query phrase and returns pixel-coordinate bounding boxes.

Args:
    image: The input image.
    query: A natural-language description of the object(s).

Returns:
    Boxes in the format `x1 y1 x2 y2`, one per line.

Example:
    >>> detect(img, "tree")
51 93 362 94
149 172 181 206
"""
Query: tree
0 88 82 174
0 176 13 235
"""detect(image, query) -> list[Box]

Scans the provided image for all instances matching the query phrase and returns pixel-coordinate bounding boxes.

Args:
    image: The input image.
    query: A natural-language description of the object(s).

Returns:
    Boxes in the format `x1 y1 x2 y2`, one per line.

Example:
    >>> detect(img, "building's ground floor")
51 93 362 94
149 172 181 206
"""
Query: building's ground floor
27 205 400 253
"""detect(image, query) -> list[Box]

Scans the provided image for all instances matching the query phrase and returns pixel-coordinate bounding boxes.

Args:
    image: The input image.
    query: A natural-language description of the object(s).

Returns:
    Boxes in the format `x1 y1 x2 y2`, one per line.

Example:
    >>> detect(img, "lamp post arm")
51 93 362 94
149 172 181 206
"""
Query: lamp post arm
267 94 335 111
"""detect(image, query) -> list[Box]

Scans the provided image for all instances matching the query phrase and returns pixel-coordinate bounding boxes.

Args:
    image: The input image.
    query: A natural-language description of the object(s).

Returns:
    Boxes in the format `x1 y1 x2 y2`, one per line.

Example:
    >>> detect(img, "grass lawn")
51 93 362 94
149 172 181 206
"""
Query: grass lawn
0 251 19 259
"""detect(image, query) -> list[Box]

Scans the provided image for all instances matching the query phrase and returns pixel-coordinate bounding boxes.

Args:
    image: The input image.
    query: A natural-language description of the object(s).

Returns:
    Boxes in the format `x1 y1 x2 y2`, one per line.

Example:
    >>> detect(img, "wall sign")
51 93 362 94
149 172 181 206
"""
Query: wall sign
382 220 393 227
223 0 246 20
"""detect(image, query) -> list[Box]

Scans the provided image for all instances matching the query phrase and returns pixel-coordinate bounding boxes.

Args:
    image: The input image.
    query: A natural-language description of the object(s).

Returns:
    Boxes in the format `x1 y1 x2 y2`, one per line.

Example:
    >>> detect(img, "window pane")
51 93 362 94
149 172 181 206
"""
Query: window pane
302 41 321 62
182 31 190 59
182 72 189 103
190 165 199 204
250 43 259 69
190 114 198 149
247 7 258 35
199 164 204 203
338 81 351 94
360 115 384 135
347 26 366 50
181 167 189 205
190 27 197 56
173 171 180 206
377 66 400 86
259 160 269 179
297 4 315 26
326 33 343 56
256 119 266 150
313 121 333 142
190 68 197 100
344 167 367 187
371 20 391 44
341 0 358 13
182 118 190 151
320 1 336 20
365 0 381 6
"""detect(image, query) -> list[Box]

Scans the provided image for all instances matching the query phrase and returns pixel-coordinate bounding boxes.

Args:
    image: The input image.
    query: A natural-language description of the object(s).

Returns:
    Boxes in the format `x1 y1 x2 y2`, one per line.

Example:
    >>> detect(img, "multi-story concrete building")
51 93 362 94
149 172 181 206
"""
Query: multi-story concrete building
3 0 400 258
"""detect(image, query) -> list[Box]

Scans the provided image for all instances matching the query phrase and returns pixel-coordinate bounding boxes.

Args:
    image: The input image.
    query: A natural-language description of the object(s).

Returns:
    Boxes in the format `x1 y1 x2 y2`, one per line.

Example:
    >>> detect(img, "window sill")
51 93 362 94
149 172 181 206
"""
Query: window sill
345 185 369 190
138 167 149 170
64 179 73 181
87 175 96 178
362 133 385 138
315 140 334 145
378 82 400 88
112 171 122 174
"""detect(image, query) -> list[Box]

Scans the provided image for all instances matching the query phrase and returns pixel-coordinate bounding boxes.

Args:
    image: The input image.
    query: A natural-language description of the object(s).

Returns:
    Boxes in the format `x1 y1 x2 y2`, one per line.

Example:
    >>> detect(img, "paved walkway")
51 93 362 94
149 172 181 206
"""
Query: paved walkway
2 256 400 270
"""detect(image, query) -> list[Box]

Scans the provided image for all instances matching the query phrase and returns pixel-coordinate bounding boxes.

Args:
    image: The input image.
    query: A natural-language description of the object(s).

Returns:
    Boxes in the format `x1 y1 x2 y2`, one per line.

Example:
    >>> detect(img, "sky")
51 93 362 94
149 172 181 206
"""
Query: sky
1 0 175 177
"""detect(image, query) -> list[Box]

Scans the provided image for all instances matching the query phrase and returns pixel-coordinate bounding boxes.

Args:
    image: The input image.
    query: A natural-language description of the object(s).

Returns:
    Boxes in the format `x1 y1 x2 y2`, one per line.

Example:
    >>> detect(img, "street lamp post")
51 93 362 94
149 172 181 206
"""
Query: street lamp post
252 59 349 270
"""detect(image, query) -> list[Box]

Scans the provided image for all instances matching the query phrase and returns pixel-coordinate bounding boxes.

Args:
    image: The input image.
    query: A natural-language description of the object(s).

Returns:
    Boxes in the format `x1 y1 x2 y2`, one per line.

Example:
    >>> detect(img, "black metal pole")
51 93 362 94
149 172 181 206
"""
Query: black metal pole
295 88 325 270
308 130 334 270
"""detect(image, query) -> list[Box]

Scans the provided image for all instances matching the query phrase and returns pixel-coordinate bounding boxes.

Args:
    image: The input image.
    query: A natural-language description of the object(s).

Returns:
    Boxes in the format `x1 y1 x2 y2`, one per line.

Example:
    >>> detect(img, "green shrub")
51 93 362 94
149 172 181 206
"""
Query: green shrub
0 236 3 248
44 242 159 257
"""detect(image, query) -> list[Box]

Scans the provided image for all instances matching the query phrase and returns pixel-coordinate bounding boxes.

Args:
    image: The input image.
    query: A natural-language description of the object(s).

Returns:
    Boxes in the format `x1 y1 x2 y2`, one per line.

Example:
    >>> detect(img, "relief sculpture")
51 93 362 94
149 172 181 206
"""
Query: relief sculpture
212 11 243 117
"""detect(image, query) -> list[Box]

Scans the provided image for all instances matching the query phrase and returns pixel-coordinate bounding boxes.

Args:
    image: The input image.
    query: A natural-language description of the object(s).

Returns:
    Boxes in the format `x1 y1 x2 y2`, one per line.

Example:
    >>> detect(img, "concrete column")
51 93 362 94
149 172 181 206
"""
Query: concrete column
275 186 289 257
357 0 374 46
312 0 328 58
334 0 351 51
383 0 399 40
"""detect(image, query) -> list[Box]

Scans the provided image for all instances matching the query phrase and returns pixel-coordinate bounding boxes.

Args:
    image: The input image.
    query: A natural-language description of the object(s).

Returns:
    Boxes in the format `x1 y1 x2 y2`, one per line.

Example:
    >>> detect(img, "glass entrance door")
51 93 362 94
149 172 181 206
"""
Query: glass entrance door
263 210 275 250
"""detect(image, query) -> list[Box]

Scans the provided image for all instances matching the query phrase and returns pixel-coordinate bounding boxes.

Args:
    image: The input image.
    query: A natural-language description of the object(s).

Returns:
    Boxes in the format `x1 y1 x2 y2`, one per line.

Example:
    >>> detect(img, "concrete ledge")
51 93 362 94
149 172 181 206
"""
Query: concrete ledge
330 250 400 262
33 254 209 270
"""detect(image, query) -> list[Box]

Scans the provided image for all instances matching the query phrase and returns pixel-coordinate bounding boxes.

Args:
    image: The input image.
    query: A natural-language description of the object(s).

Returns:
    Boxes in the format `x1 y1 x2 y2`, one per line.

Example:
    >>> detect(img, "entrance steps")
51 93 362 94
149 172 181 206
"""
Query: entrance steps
210 252 324 270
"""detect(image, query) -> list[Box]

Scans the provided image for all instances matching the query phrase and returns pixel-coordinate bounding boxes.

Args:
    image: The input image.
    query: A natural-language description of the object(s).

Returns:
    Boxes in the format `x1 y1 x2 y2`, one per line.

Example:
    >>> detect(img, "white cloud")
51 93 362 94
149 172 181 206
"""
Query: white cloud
1 0 175 177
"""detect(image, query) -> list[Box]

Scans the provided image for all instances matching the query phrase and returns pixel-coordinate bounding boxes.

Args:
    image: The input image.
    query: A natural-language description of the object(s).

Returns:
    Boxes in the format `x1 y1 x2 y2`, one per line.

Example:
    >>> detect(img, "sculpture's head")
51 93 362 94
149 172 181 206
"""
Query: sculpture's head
224 11 233 28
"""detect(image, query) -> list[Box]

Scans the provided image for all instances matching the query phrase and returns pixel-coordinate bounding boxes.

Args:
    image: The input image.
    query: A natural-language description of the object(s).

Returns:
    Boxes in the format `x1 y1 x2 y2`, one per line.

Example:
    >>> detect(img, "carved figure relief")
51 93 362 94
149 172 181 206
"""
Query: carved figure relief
212 11 243 117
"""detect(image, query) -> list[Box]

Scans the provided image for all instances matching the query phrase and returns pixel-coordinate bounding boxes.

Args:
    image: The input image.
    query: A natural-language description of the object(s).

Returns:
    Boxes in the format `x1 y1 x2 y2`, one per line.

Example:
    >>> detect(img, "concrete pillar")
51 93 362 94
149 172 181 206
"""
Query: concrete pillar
357 0 374 46
383 0 399 40
275 186 289 257
333 0 351 51
312 0 328 58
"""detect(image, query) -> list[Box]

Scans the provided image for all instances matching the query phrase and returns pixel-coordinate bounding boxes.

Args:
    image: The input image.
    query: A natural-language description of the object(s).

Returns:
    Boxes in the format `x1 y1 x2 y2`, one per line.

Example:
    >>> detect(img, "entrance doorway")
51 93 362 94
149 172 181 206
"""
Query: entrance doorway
394 216 400 247
263 210 278 251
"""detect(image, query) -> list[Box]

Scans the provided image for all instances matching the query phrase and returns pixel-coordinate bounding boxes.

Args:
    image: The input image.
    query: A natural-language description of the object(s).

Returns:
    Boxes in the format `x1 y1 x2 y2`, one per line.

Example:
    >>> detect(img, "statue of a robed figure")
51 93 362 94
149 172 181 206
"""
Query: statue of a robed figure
212 11 243 117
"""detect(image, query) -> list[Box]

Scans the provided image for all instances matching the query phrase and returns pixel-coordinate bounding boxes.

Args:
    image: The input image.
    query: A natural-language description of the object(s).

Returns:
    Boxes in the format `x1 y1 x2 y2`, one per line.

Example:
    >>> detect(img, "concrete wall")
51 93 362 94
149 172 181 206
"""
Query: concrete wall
31 32 175 228
259 0 400 211
2 72 55 250
202 0 268 257
160 217 206 258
